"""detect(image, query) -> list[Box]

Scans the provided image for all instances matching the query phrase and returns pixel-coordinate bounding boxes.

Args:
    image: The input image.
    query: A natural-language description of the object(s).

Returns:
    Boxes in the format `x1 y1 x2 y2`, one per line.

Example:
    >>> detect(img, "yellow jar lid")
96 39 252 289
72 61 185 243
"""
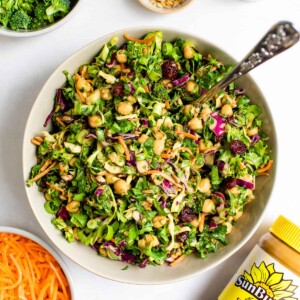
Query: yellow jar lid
270 215 300 253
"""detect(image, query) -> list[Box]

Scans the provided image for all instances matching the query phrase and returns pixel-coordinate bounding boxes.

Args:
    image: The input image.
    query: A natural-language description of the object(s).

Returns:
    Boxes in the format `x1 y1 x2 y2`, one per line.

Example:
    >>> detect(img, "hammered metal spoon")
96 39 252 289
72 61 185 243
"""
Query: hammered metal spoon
192 21 299 106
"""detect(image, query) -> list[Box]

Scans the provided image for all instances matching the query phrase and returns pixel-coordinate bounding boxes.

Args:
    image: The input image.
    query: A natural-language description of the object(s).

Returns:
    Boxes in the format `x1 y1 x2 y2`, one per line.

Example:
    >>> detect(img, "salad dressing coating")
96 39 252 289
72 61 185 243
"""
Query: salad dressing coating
28 31 272 267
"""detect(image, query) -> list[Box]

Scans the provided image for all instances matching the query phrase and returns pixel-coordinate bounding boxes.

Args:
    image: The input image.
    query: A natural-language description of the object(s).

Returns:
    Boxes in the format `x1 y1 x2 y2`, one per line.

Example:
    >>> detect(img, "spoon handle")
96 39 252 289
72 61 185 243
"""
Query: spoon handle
193 21 299 106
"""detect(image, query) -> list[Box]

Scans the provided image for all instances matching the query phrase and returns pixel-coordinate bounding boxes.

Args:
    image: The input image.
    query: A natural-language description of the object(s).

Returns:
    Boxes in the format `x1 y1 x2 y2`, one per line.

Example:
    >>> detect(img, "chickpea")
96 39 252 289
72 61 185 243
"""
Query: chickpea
183 104 194 116
247 127 258 137
154 139 165 155
198 178 211 194
183 45 194 59
100 87 112 101
220 104 233 117
202 199 216 214
116 50 127 63
114 179 130 195
198 141 205 153
152 216 167 228
117 101 133 115
127 95 137 104
88 115 103 128
75 76 91 93
223 222 233 234
145 234 160 247
66 201 80 213
141 201 151 210
163 116 173 128
233 211 243 220
138 134 149 144
228 186 240 195
190 218 199 227
185 81 199 94
138 239 146 249
154 130 166 140
86 89 100 105
200 106 212 122
136 160 149 174
188 117 203 131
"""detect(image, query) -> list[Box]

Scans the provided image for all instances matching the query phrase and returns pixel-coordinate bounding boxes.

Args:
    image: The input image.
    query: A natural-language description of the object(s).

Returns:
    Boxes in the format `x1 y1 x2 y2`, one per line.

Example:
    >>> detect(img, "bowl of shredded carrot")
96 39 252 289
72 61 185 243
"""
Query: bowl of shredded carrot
0 227 74 299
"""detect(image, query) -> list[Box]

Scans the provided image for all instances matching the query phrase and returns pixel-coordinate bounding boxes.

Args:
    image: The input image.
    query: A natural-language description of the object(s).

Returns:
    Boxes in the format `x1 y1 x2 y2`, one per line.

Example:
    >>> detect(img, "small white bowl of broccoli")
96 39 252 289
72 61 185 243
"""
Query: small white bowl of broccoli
0 0 80 37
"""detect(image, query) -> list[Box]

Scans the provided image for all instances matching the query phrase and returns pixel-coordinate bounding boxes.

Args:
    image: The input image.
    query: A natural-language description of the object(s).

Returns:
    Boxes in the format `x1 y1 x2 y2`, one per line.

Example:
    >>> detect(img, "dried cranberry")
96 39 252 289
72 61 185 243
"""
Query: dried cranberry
230 140 247 154
176 231 189 243
111 82 124 97
161 60 178 80
179 206 196 222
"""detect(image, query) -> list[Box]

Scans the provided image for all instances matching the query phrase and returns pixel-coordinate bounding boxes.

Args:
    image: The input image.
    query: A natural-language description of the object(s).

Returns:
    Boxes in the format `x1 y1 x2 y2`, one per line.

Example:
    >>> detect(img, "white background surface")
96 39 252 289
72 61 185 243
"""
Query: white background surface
0 0 300 299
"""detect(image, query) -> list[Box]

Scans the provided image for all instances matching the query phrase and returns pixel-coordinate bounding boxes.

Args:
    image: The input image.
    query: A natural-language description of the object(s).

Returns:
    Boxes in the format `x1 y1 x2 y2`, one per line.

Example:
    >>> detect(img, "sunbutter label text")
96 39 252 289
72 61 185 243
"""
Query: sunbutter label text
235 275 273 300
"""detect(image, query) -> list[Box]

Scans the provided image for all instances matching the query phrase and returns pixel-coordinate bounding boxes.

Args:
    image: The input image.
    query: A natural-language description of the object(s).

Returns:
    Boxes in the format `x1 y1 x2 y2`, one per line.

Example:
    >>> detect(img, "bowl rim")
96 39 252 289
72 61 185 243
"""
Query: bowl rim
0 226 75 297
138 0 193 14
22 25 277 284
0 0 81 38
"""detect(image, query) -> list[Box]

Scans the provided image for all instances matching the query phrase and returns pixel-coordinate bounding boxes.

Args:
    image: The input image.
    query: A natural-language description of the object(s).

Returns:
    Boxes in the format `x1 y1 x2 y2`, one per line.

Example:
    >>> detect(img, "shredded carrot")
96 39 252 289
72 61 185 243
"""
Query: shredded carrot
117 136 131 161
257 160 273 173
175 131 198 140
143 84 149 93
165 100 170 109
142 170 182 188
124 33 155 44
40 158 52 172
161 153 171 159
56 117 66 128
74 74 86 103
171 147 194 157
198 213 206 233
0 233 71 299
170 254 185 266
31 161 57 182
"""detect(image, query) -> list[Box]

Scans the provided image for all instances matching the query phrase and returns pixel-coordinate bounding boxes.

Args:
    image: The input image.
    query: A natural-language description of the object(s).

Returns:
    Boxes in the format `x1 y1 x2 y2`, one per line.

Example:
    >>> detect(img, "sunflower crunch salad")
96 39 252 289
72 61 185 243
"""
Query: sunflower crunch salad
28 31 273 267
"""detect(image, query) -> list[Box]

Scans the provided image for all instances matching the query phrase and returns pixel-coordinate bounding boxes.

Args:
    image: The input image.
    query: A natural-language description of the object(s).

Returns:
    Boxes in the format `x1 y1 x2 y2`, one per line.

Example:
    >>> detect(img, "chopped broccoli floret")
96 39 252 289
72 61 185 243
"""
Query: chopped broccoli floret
9 9 31 30
0 0 73 31
0 7 11 27
46 0 70 17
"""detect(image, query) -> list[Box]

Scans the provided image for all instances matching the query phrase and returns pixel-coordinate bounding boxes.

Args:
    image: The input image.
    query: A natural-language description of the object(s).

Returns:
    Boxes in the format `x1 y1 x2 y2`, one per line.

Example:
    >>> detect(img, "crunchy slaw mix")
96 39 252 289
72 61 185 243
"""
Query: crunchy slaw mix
27 31 272 267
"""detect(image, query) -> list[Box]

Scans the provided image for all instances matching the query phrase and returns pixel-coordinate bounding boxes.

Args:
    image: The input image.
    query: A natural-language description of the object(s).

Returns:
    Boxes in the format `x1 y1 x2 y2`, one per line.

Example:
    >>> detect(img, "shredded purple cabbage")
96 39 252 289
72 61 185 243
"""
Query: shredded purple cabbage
212 191 225 203
234 88 245 94
210 112 226 137
139 258 149 268
57 205 70 221
85 133 97 139
107 133 140 140
95 188 104 197
43 107 55 127
208 221 217 229
127 82 135 94
103 241 136 264
171 73 189 87
236 178 254 190
106 53 117 68
161 180 175 195
57 88 67 111
251 134 261 144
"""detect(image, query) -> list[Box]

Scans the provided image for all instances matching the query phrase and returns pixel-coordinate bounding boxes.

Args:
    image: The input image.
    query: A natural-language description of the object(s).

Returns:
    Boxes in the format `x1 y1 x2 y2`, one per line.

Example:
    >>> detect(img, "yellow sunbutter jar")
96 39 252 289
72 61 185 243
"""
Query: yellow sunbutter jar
218 215 300 300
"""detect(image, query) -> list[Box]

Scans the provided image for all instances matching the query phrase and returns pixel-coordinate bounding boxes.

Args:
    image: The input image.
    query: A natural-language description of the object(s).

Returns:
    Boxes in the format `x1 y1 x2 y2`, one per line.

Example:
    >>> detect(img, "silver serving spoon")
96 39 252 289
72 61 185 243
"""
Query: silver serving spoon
192 21 299 106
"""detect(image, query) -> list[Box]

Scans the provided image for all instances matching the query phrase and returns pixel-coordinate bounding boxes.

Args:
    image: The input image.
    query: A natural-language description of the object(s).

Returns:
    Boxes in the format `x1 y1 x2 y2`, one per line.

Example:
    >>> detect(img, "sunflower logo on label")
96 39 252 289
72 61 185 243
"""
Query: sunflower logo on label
235 261 298 300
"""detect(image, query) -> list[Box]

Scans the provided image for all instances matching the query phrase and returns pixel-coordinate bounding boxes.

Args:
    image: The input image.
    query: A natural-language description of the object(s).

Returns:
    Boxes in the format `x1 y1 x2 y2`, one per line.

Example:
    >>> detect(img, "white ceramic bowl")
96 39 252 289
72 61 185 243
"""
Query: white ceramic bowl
138 0 193 14
0 226 75 297
23 27 277 284
0 1 81 38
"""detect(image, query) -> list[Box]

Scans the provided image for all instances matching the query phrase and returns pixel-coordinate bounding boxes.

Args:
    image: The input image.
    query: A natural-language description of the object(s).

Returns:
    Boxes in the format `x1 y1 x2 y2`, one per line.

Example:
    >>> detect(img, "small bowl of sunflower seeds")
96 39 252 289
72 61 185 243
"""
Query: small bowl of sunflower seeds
138 0 193 14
